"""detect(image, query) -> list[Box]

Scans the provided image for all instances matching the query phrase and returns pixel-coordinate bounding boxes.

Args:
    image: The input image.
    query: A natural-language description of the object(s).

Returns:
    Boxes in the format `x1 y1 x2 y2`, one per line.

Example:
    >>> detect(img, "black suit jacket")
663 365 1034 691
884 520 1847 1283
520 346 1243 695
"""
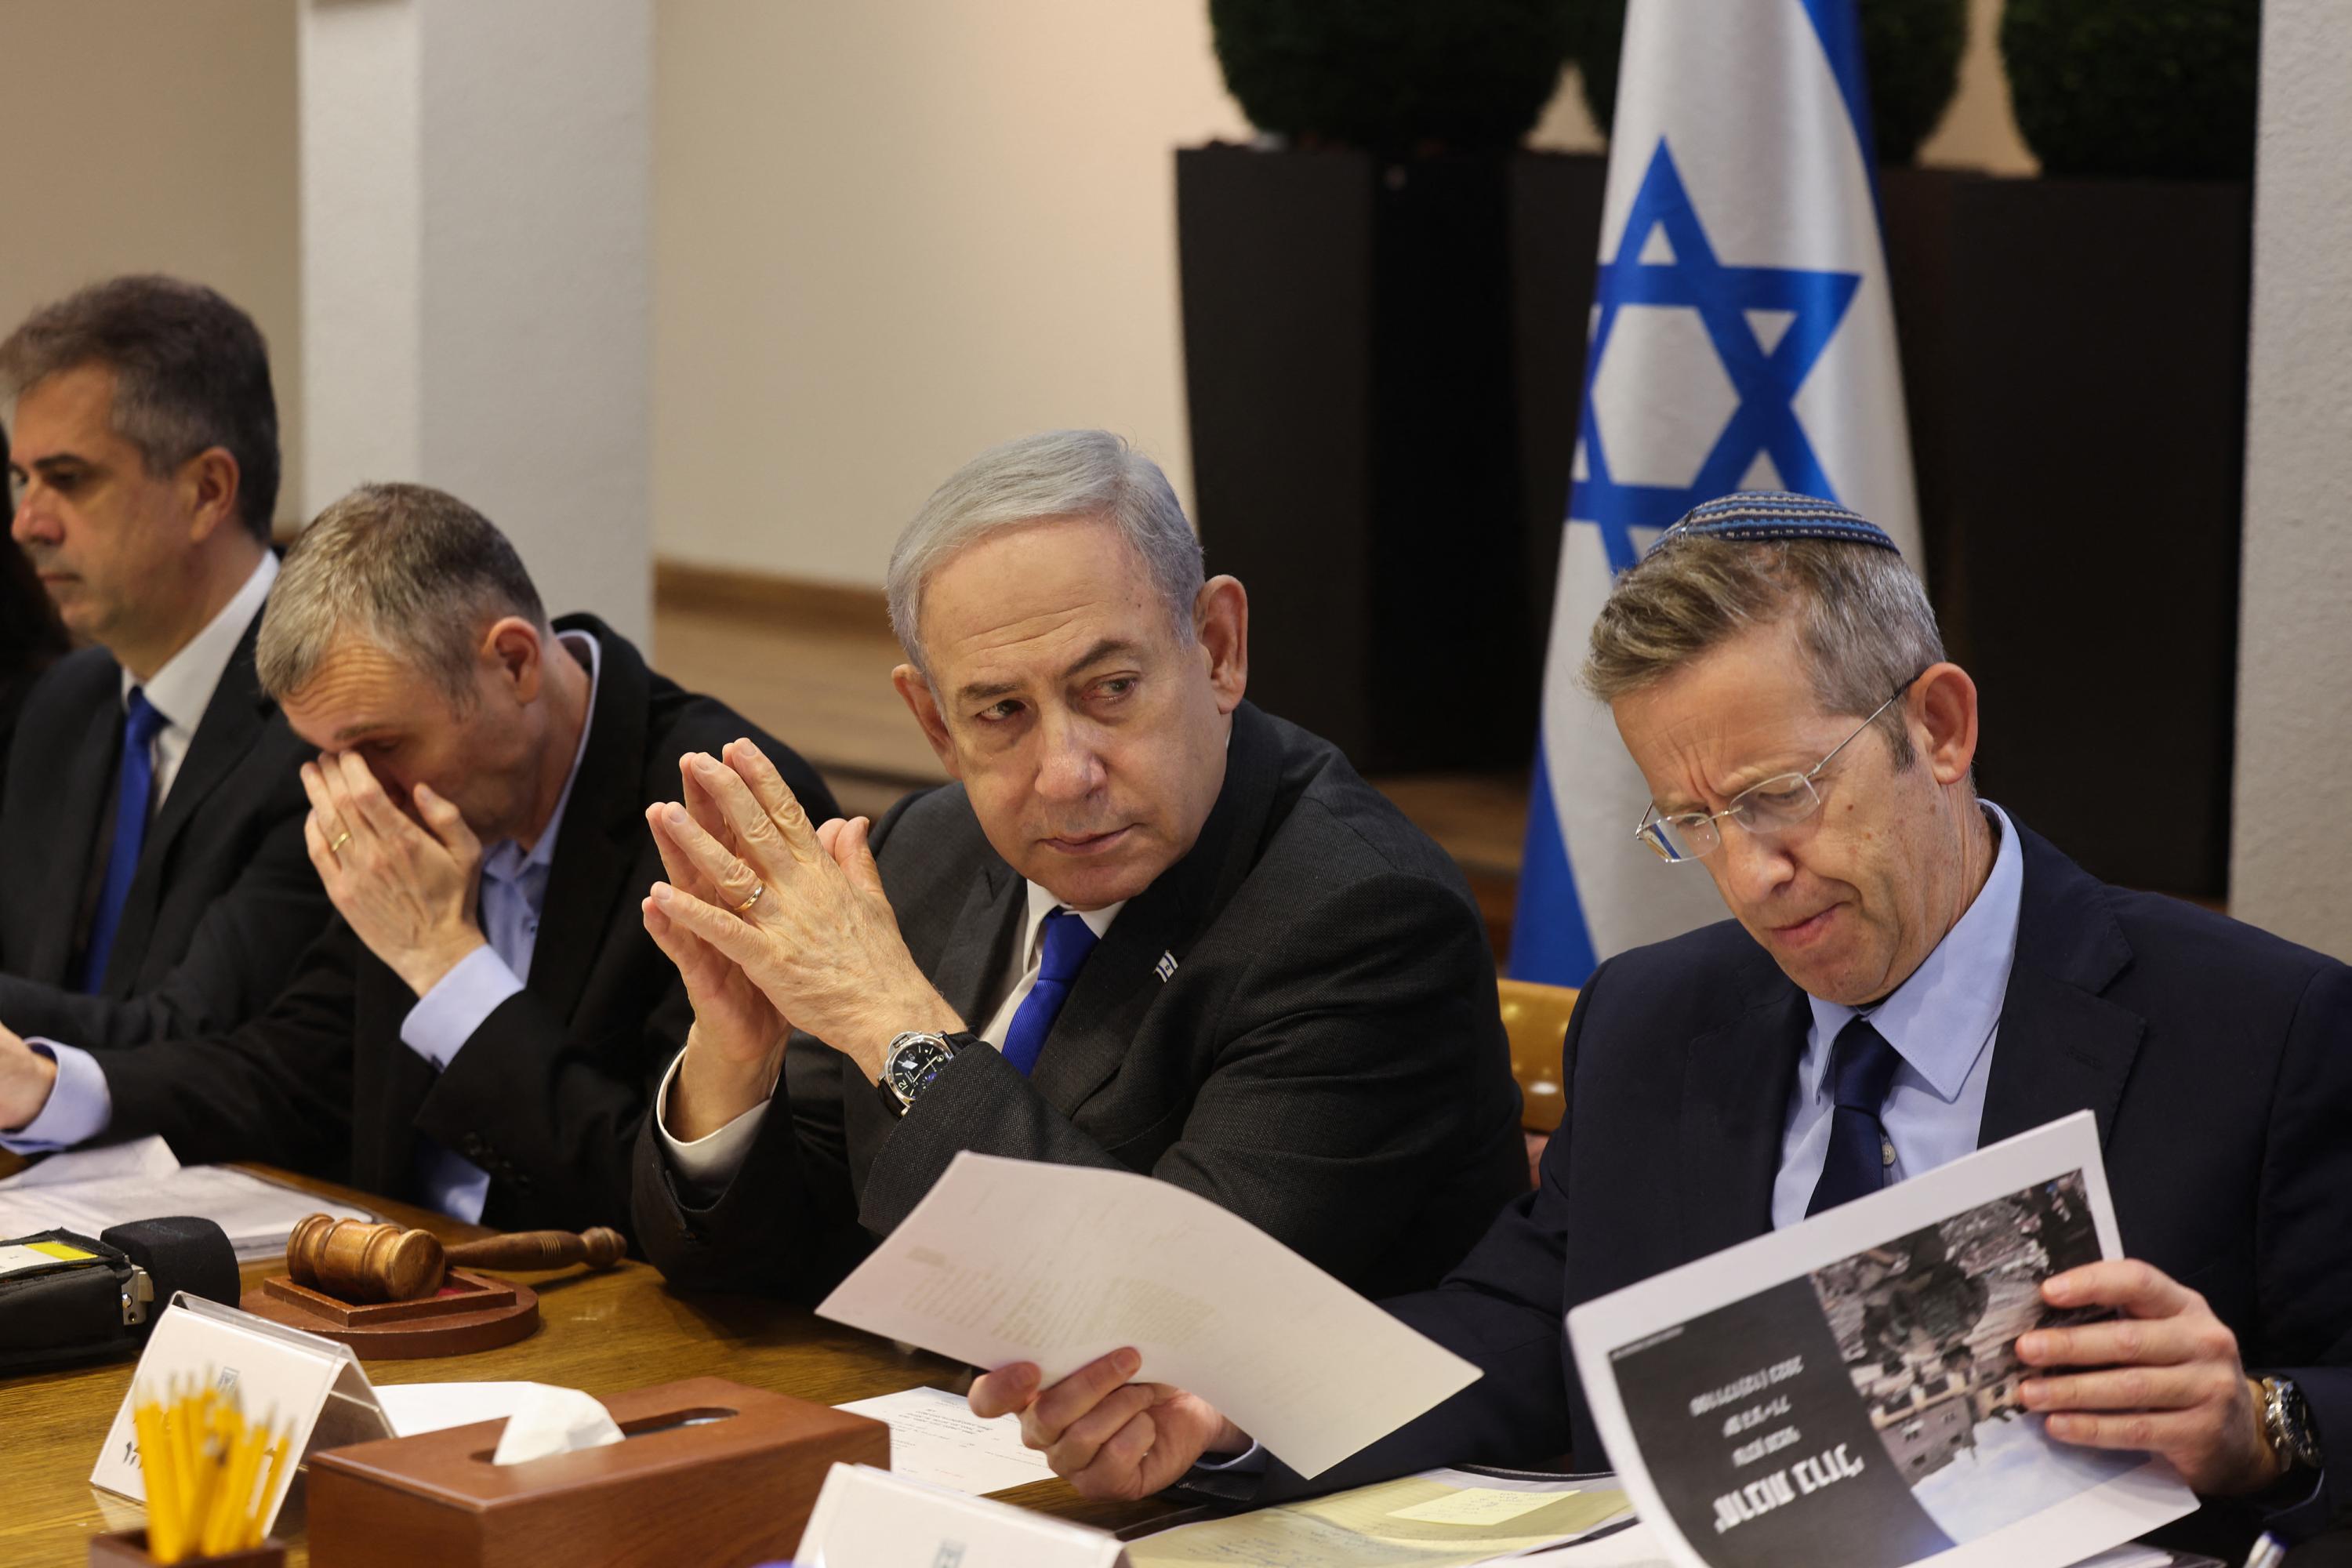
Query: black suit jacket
0 613 328 1047
633 701 1530 1302
1244 822 2352 1554
78 616 837 1234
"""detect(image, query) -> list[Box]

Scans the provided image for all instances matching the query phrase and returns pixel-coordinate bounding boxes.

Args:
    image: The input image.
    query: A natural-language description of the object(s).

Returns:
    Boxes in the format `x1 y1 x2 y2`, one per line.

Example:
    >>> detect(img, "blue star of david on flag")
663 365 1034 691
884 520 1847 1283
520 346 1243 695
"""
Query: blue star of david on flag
1577 142 1861 573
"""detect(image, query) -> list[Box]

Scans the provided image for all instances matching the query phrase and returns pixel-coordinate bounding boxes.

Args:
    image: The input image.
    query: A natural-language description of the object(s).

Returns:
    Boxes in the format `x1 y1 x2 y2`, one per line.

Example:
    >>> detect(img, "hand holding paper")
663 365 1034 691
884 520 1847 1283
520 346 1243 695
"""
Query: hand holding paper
815 1152 1479 1479
971 1348 1247 1501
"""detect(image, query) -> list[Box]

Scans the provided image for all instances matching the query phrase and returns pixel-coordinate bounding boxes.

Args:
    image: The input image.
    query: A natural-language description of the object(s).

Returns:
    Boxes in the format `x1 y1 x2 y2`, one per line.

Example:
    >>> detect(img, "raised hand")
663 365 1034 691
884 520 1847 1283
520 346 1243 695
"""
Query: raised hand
648 739 961 1084
300 752 486 996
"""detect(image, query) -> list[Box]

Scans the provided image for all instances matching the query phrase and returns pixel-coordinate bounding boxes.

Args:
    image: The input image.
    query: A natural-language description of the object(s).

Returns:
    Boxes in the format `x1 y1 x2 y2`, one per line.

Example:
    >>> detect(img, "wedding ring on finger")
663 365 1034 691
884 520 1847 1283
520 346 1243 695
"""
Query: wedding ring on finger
732 882 765 916
328 830 353 855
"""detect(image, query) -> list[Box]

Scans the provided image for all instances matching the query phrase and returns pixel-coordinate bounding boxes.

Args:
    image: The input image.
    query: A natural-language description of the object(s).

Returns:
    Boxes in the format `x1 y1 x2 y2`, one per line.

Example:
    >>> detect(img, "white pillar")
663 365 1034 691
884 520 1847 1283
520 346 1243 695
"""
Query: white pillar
299 0 652 647
2233 0 2352 958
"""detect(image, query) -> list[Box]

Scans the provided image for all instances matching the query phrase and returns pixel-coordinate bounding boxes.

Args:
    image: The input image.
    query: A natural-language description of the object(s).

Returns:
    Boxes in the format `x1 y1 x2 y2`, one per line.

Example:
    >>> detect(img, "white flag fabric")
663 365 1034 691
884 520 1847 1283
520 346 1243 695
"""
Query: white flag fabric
1510 0 1922 984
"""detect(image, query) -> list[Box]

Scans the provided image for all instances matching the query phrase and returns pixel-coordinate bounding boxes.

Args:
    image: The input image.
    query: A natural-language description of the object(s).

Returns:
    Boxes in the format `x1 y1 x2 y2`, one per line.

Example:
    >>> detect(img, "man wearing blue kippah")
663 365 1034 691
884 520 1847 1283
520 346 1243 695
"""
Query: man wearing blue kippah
978 492 2352 1558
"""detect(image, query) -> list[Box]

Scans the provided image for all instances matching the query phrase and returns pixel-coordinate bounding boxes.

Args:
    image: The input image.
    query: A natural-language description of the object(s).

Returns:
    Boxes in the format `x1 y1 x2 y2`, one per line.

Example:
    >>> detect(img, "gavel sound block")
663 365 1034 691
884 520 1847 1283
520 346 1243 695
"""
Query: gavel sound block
237 1216 627 1359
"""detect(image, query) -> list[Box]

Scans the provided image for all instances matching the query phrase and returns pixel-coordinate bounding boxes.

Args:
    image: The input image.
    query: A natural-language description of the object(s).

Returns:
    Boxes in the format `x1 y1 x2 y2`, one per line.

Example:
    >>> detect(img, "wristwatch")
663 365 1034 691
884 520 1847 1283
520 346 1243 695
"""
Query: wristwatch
2261 1375 2323 1473
876 1030 978 1118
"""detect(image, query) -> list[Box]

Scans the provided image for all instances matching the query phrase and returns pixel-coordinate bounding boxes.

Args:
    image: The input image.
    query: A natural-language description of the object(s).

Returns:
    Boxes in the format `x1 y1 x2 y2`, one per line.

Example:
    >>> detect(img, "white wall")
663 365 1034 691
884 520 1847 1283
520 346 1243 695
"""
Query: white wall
2231 0 2352 958
652 1 1254 589
301 0 655 645
0 0 304 528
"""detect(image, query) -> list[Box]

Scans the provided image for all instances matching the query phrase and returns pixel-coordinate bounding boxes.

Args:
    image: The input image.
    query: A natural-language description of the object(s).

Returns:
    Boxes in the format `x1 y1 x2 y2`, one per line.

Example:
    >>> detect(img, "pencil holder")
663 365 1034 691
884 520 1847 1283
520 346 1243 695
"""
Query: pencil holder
87 1529 285 1567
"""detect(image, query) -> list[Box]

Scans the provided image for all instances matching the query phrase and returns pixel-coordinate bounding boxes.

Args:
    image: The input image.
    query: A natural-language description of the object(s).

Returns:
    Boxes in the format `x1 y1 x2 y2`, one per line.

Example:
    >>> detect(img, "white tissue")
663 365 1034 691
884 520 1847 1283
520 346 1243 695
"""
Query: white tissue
489 1383 626 1465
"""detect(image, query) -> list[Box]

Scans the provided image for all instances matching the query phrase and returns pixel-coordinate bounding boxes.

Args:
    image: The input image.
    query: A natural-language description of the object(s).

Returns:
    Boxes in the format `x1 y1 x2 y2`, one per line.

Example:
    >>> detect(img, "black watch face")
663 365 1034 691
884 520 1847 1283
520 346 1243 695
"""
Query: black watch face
887 1038 953 1103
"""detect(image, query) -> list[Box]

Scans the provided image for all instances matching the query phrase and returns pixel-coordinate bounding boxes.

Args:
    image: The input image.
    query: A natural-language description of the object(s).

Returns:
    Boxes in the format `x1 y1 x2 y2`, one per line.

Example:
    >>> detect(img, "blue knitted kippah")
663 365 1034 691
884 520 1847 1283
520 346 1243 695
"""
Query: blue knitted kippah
1644 492 1900 557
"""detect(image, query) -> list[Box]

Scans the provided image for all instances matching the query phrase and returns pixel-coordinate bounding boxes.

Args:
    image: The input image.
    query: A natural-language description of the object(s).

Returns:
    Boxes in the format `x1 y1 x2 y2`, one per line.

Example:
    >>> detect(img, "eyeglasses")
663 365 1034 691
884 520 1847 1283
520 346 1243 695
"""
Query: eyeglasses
1632 672 1926 865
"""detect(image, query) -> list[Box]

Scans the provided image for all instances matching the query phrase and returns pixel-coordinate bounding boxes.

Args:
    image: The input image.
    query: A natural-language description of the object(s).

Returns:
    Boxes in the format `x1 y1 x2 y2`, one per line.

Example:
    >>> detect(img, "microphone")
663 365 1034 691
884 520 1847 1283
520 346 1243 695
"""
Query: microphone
0 1216 238 1376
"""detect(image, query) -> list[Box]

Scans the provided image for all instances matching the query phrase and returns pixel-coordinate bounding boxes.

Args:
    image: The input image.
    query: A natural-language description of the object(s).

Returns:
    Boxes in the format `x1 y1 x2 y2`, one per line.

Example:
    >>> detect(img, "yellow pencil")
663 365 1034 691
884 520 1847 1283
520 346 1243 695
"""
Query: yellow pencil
132 1394 179 1561
245 1417 289 1549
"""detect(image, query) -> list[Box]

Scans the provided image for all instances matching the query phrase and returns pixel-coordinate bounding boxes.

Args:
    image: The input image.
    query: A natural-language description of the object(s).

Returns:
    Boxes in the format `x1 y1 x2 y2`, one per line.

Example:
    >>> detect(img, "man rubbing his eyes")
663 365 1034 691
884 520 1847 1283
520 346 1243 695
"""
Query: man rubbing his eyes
630 429 1529 1301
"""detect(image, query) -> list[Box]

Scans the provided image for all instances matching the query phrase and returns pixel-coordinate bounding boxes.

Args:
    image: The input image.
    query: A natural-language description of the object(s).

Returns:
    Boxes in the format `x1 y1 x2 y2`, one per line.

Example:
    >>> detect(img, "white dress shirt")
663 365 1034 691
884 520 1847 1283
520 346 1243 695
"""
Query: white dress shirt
657 880 1125 1188
125 552 280 808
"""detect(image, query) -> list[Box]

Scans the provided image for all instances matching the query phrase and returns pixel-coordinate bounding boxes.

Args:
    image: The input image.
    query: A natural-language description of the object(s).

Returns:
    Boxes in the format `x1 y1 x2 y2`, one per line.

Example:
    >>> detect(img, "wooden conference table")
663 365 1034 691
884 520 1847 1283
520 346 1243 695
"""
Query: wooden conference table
2 1166 1177 1566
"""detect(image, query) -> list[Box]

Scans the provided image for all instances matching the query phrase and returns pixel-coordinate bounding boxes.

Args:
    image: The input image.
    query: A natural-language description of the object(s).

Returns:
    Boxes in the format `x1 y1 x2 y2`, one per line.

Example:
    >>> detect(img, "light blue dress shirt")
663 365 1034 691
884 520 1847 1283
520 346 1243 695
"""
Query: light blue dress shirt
7 634 601 1227
1767 800 2023 1229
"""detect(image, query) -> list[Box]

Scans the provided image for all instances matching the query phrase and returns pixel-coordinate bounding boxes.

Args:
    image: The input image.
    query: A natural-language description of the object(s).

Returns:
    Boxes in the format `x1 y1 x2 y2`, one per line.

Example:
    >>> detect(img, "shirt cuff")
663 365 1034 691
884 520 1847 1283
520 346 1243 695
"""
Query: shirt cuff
655 1047 775 1193
398 945 524 1069
0 1041 114 1151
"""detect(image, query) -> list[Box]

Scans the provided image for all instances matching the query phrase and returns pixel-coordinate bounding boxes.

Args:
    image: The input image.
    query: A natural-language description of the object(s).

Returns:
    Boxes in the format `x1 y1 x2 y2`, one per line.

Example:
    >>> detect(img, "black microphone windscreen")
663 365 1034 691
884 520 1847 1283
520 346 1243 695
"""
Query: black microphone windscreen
101 1215 239 1312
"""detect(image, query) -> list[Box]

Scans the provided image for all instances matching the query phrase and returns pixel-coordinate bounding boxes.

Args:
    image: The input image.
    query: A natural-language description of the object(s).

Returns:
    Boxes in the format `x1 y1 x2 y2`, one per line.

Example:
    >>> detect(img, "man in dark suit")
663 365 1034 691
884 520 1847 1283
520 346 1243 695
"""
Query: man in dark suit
629 430 1527 1301
0 483 837 1234
1 276 326 1045
982 494 2350 1556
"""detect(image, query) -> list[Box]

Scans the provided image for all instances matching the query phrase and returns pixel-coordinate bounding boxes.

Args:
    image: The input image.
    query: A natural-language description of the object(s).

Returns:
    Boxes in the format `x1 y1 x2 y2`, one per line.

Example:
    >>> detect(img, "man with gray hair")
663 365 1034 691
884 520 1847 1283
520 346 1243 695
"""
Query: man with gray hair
629 429 1528 1301
0 482 837 1234
0 275 326 1049
979 492 2351 1556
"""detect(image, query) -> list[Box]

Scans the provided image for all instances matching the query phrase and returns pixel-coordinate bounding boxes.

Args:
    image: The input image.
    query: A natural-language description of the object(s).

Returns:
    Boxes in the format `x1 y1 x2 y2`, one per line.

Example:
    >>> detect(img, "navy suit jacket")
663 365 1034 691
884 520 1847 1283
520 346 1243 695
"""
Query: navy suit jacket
1250 822 2351 1555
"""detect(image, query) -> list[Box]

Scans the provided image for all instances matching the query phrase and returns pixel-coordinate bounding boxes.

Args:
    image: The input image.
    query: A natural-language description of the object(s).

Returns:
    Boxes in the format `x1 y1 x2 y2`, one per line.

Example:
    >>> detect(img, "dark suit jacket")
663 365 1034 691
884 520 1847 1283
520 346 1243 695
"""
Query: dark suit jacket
1243 822 2352 1554
0 612 328 1047
633 700 1531 1302
78 616 837 1235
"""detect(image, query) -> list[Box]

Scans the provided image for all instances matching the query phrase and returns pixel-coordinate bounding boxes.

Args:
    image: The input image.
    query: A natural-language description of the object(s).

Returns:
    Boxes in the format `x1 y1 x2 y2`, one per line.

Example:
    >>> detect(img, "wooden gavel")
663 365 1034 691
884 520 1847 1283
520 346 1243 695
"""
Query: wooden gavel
286 1214 626 1304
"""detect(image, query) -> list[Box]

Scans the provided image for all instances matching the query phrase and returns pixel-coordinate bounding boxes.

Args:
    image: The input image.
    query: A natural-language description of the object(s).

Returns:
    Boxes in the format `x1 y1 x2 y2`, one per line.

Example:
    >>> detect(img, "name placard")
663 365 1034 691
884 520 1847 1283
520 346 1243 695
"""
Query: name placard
89 1292 394 1535
796 1463 1128 1567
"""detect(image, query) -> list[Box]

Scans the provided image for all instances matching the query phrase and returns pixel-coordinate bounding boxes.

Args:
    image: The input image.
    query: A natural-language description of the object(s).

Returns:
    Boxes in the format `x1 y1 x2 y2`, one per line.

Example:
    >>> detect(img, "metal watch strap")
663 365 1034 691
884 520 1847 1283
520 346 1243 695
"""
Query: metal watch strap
2262 1376 2323 1472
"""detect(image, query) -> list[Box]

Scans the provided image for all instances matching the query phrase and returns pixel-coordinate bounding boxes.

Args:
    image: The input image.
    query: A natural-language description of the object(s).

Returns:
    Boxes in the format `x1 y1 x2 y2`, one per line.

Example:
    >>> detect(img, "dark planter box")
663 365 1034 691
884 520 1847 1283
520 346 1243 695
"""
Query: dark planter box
1878 169 2249 899
1180 143 2246 895
1178 143 1600 773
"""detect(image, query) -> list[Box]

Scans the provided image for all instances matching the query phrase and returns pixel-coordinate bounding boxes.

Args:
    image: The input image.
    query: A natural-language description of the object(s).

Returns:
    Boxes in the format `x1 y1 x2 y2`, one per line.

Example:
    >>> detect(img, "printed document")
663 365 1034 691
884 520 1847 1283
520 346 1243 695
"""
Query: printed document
0 1136 372 1260
816 1152 1480 1478
1566 1113 2196 1568
835 1385 1054 1495
1126 1468 1632 1567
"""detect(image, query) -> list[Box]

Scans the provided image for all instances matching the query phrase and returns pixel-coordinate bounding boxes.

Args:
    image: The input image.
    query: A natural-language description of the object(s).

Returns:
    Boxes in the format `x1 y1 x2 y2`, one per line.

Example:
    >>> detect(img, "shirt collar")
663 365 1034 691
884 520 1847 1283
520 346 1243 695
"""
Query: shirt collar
123 553 279 729
1806 800 2024 1103
1020 879 1124 962
482 631 601 885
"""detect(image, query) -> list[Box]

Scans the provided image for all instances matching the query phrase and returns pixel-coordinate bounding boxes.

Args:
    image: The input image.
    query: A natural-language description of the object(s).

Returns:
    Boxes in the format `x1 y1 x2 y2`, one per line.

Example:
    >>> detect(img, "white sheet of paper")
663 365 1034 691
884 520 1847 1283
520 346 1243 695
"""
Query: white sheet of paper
816 1152 1480 1479
375 1381 555 1439
1566 1114 2197 1568
0 1136 374 1260
835 1385 1053 1495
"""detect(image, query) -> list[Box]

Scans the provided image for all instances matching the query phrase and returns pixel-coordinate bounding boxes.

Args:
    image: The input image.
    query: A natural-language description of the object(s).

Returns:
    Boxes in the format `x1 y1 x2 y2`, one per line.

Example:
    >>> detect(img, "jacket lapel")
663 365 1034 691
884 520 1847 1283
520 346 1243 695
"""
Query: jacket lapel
1976 825 2144 1149
1677 967 1810 1259
27 691 122 982
522 617 648 1020
1028 702 1283 1112
105 618 274 992
928 863 1022 1027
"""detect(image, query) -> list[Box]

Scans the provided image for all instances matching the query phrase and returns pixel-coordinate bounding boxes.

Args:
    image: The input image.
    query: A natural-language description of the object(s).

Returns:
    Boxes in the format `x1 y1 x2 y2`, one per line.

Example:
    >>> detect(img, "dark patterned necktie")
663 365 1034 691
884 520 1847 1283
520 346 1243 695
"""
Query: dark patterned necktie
1806 1015 1903 1217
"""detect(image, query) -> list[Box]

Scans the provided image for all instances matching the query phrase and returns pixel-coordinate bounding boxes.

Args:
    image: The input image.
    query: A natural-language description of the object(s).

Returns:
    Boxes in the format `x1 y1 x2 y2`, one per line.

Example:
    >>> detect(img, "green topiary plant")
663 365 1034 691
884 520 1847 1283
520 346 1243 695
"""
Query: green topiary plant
1209 0 1578 153
2001 0 2256 180
1571 0 1966 165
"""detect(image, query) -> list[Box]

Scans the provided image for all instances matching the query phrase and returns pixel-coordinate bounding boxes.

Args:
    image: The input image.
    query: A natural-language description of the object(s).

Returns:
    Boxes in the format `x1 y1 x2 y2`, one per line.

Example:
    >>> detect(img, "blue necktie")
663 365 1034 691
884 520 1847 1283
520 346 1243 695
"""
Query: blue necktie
75 688 167 993
999 909 1099 1076
1806 1015 1904 1217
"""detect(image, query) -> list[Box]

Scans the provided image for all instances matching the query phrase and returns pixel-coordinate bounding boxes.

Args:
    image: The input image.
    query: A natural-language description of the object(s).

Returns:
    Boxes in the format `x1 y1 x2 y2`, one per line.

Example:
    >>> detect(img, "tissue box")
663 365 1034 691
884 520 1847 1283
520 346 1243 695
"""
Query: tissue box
306 1376 889 1568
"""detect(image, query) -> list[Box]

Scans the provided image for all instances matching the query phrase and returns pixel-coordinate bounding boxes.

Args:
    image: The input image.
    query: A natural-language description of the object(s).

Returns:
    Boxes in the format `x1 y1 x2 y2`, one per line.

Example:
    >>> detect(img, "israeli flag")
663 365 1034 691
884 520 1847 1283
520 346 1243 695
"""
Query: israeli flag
1509 0 1922 984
